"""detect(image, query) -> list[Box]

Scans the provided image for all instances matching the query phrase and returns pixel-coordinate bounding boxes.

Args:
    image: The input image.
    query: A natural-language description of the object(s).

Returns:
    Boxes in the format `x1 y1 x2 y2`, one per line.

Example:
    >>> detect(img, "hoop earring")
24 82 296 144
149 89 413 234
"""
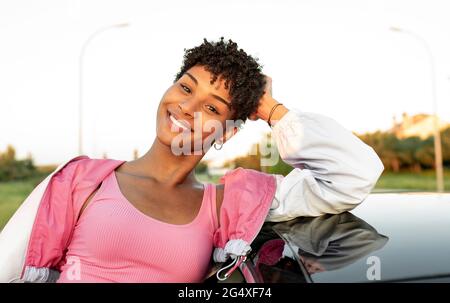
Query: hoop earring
213 141 223 150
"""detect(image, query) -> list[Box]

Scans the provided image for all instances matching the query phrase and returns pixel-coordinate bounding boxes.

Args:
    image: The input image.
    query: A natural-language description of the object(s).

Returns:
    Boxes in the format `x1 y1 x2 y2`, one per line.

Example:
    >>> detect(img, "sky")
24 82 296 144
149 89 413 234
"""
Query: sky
1 0 450 165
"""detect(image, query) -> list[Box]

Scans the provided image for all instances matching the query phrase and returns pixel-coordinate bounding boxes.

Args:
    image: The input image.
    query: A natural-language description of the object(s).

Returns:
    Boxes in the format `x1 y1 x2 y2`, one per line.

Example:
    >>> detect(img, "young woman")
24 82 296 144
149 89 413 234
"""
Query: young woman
0 38 384 283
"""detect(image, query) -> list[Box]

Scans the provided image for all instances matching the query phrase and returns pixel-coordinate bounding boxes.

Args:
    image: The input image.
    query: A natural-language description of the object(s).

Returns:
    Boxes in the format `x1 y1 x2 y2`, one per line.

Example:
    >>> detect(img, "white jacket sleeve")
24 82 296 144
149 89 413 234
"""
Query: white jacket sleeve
265 109 384 222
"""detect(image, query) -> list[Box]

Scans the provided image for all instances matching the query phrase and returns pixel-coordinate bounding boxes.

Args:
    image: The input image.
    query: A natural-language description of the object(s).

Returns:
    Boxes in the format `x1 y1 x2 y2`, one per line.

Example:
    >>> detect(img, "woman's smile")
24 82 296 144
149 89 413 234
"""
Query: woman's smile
167 110 193 132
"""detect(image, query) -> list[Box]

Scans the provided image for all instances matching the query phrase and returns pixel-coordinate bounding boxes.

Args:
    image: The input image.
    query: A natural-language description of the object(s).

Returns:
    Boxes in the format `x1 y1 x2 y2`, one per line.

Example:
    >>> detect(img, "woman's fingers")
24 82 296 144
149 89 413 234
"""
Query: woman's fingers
264 76 272 97
247 75 274 122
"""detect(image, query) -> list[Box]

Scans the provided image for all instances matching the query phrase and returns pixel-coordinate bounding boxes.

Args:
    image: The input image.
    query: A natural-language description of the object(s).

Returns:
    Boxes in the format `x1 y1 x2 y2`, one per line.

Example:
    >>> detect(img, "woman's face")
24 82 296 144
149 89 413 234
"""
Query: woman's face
156 65 238 155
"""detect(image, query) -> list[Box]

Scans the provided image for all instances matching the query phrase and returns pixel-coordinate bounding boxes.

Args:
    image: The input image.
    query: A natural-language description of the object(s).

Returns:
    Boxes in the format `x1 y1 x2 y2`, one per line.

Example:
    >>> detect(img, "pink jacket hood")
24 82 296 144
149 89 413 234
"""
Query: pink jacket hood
23 156 125 280
212 168 277 280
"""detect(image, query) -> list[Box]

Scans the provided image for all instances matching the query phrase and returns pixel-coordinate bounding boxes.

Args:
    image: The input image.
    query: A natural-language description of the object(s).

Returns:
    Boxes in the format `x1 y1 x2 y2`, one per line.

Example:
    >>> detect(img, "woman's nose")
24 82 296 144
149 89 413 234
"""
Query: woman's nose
178 101 196 118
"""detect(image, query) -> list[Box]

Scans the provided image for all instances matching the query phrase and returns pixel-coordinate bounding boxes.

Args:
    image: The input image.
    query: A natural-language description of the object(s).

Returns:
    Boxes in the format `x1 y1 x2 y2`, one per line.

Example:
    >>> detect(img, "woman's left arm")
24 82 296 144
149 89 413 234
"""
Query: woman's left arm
251 76 384 222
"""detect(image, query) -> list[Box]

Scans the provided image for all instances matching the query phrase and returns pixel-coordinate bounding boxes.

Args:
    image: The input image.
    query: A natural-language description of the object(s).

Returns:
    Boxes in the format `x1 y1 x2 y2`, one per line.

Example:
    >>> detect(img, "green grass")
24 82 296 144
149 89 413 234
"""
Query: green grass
0 177 43 230
1 170 449 230
195 173 222 184
196 169 450 192
374 169 450 192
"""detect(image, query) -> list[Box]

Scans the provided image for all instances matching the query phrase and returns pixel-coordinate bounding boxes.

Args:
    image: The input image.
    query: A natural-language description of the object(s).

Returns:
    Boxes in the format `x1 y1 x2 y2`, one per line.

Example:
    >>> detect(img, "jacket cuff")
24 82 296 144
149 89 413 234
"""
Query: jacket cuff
213 239 252 263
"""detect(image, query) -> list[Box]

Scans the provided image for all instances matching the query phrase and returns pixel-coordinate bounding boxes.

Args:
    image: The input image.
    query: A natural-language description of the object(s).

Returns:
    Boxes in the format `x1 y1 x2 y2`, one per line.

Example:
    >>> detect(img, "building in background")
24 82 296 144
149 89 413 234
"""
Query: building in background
391 113 450 139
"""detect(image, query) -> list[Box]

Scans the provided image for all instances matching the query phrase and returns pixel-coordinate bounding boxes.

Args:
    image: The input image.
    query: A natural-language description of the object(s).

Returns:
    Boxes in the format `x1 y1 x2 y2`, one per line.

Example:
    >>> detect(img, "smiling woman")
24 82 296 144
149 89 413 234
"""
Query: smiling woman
0 37 384 283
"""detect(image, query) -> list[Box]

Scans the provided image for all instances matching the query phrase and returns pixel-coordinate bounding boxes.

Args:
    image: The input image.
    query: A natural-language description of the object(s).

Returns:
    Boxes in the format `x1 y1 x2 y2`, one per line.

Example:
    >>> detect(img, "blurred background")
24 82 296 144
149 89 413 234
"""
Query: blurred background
1 0 450 229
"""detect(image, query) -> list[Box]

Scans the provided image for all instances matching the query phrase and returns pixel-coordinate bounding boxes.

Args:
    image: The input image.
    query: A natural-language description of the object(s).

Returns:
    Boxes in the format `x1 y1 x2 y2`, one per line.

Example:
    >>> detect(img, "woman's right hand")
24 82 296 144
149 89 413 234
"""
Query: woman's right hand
248 75 289 125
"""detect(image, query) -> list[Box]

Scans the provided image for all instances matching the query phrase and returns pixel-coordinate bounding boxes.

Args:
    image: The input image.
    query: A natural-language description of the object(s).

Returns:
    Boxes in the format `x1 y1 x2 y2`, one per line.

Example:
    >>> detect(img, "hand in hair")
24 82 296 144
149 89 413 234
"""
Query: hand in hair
249 75 289 125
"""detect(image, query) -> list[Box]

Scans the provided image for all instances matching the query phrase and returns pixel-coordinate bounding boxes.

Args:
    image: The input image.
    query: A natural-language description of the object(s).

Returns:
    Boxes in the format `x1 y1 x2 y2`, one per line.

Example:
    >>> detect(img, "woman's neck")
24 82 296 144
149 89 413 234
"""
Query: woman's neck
120 138 204 186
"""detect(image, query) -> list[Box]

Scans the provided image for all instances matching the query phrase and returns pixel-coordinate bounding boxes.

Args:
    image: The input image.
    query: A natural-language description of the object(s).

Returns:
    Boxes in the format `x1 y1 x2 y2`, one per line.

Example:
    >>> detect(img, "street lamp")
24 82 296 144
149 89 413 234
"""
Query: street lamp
390 26 444 192
78 23 129 156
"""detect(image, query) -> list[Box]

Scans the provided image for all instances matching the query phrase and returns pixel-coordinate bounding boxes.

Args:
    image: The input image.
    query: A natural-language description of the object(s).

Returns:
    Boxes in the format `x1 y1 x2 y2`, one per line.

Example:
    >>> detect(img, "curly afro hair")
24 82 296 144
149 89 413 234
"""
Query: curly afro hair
174 37 266 123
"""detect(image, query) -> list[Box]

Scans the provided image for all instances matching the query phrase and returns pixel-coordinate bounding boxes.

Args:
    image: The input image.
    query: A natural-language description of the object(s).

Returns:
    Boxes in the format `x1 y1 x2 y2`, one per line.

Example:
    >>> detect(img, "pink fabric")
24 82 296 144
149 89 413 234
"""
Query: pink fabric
256 239 285 267
213 168 277 251
57 171 218 283
21 156 277 282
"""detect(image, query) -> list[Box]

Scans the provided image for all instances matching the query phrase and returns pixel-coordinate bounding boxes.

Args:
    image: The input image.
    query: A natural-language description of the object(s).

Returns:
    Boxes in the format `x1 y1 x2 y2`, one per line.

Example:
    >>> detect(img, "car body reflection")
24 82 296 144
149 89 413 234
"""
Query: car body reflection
206 193 450 283
242 212 388 283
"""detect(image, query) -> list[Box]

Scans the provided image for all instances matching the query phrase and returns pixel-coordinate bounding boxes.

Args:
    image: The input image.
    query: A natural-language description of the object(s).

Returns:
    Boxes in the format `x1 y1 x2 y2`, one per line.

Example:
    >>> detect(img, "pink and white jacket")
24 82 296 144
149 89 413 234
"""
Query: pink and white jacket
0 110 384 282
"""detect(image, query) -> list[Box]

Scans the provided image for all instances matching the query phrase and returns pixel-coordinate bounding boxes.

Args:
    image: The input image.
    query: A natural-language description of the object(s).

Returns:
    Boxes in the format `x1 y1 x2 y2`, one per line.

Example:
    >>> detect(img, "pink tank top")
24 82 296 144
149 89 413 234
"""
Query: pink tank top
57 171 219 283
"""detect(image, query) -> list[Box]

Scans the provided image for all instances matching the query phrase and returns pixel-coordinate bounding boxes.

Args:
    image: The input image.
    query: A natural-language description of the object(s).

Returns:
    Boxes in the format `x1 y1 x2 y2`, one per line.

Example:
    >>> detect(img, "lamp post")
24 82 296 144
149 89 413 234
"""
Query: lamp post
78 23 129 156
390 26 444 192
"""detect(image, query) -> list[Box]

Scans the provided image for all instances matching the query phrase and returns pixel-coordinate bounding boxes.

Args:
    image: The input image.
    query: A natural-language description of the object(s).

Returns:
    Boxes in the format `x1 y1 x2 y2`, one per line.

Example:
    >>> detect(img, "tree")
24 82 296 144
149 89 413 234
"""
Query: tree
358 126 450 172
0 145 36 181
195 161 208 174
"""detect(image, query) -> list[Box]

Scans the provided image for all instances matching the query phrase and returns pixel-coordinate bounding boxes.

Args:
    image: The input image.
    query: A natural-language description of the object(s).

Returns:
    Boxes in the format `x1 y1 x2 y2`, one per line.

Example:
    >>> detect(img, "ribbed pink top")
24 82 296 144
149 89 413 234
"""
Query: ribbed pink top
57 171 219 283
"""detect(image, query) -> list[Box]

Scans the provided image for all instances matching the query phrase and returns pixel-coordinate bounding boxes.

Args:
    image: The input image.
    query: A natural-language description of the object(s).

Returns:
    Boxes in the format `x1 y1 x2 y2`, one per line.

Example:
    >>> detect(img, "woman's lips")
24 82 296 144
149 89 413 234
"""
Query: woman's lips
167 111 192 132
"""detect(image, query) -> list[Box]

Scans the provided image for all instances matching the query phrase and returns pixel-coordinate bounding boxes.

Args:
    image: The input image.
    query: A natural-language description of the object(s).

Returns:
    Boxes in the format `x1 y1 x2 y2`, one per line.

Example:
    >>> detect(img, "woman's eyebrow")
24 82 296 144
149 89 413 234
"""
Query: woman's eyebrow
185 72 232 110
185 72 198 85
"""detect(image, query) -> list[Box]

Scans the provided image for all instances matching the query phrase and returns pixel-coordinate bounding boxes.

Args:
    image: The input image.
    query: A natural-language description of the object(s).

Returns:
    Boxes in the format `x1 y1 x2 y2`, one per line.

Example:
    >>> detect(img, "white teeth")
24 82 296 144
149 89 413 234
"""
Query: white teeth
169 114 189 130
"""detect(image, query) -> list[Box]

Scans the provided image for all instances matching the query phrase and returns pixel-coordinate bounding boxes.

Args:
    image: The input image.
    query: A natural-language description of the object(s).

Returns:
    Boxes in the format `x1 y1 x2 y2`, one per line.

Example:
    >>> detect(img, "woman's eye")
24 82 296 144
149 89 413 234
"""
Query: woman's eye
180 84 191 94
206 105 219 114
